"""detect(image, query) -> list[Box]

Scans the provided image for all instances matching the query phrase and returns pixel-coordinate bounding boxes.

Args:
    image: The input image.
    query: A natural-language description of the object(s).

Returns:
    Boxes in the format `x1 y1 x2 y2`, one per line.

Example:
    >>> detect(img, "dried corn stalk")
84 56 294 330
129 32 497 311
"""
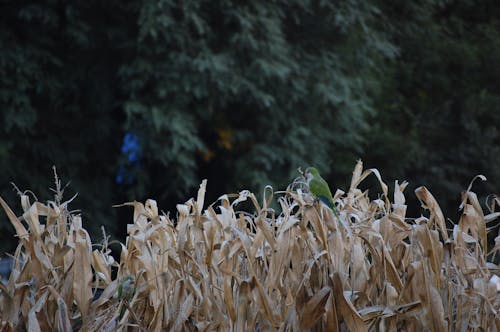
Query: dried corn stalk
0 161 499 331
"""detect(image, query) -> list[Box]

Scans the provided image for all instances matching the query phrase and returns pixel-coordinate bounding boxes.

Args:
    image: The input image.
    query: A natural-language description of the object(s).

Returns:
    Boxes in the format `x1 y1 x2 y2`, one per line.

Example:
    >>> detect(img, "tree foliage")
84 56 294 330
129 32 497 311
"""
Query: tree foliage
119 0 396 199
365 0 500 218
0 0 498 252
0 1 130 248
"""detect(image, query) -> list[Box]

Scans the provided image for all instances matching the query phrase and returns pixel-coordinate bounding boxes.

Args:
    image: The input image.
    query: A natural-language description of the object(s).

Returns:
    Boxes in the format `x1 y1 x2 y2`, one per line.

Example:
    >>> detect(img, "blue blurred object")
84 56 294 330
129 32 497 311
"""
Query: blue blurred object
116 132 141 184
122 132 141 163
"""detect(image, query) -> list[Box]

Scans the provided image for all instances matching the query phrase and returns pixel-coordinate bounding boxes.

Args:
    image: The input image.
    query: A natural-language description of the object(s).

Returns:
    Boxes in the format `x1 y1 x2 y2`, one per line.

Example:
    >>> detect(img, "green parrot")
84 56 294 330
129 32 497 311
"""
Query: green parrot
305 167 338 214
118 275 136 318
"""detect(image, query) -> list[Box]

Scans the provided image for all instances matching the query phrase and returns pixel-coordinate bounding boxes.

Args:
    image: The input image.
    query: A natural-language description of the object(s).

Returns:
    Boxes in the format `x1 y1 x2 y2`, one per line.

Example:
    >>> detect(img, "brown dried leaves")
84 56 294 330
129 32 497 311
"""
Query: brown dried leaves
0 162 498 331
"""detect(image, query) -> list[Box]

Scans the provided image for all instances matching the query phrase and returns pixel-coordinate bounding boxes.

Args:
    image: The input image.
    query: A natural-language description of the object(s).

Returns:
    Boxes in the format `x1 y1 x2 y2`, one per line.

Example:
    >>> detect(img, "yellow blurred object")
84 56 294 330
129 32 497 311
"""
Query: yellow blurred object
216 128 233 150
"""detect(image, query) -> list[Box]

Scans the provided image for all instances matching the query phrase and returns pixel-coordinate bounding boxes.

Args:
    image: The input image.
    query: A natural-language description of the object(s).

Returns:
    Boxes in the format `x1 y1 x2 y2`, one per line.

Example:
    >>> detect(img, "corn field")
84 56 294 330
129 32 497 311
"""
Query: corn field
0 161 499 331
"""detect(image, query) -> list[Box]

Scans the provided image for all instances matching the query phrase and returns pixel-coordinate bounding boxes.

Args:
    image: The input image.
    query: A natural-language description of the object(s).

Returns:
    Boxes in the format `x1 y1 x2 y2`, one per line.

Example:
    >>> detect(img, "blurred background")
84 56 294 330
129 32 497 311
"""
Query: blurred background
0 1 499 253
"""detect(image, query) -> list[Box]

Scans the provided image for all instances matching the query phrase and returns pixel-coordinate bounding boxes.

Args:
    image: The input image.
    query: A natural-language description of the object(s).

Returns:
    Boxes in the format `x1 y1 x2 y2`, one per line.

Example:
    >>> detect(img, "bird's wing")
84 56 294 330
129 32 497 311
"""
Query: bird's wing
309 177 334 203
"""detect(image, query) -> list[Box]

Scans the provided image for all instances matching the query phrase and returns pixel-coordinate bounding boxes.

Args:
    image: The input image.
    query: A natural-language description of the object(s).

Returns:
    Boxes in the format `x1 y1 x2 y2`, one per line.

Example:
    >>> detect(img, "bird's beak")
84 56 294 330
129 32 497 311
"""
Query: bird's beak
305 171 311 182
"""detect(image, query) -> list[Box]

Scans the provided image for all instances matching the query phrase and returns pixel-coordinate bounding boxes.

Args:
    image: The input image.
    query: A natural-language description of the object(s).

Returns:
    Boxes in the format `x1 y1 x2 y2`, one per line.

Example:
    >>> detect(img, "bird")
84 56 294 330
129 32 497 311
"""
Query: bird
305 167 338 214
118 275 136 318
118 275 136 301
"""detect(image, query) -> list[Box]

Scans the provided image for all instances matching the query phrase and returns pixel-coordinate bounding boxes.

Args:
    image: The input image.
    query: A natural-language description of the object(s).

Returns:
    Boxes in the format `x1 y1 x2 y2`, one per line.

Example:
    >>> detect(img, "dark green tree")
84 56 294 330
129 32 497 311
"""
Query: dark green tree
365 0 500 219
120 0 397 205
1 0 498 254
0 1 133 251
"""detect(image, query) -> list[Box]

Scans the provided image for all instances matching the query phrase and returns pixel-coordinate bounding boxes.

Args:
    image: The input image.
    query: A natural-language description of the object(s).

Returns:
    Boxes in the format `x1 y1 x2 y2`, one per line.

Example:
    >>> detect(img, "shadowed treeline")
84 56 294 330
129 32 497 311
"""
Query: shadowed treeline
0 1 499 252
